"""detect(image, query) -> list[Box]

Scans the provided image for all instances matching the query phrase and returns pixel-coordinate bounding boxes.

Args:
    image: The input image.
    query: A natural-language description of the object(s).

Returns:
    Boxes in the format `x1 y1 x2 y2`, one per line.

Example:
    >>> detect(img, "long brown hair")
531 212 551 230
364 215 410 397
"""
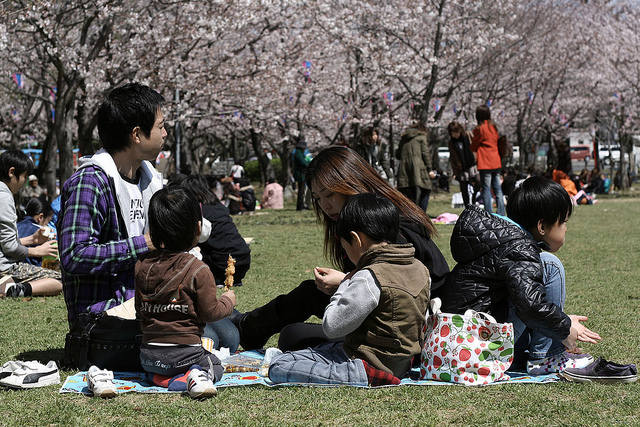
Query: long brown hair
305 146 436 270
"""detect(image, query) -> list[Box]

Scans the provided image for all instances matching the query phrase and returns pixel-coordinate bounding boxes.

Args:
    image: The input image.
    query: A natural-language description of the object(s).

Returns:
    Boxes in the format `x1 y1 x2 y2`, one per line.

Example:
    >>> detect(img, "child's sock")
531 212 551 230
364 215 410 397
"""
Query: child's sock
5 281 32 297
146 371 189 391
361 360 401 386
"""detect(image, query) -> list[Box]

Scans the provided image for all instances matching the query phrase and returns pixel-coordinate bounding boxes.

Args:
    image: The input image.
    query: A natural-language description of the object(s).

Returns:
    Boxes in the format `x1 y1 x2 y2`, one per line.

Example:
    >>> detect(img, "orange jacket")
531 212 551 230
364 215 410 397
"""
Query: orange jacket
552 169 578 196
471 121 502 170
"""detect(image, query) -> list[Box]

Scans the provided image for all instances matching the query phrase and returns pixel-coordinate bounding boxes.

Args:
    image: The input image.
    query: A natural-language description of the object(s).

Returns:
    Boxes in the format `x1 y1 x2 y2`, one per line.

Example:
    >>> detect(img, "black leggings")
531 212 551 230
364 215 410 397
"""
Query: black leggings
273 279 331 325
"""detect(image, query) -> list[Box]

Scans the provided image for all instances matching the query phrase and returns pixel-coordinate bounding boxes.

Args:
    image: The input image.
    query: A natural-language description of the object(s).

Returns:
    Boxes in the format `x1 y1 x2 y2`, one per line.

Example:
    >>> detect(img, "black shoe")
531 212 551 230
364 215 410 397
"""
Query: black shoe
232 300 283 351
560 357 638 384
228 309 244 327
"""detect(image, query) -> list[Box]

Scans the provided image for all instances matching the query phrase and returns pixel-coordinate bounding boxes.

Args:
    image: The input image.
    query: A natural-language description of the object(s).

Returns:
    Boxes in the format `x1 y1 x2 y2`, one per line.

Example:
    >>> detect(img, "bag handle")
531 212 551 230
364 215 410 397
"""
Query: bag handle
429 297 442 315
78 312 104 369
463 309 498 324
430 298 499 324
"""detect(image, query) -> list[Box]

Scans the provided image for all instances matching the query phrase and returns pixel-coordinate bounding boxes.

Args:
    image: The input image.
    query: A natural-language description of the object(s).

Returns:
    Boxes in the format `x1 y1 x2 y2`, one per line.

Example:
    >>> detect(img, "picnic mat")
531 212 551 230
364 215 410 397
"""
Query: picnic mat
59 350 559 394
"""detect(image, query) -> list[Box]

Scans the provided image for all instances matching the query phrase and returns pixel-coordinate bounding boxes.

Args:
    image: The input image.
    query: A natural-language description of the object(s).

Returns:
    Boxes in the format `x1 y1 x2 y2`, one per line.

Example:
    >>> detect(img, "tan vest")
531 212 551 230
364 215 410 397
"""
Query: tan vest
343 244 430 377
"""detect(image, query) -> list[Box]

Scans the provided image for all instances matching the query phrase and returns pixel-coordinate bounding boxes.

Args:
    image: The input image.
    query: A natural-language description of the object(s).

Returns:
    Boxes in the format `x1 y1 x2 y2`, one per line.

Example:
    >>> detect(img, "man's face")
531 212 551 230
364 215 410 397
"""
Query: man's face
138 108 167 161
30 179 38 188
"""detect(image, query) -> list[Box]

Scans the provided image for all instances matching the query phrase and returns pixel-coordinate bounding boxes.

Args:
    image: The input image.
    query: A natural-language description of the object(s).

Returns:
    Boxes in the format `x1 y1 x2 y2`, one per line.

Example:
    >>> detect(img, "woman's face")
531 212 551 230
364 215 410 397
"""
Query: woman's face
310 179 349 222
450 131 461 139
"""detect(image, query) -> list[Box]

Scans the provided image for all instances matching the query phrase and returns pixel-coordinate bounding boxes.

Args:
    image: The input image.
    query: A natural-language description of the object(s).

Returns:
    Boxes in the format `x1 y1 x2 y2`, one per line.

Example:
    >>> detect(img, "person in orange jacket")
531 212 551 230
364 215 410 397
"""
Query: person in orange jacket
471 105 505 215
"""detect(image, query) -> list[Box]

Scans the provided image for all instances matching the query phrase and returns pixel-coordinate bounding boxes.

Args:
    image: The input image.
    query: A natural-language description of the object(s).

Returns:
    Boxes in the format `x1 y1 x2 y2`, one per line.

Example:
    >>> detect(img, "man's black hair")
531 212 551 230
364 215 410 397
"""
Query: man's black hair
0 149 33 182
148 187 202 252
337 193 399 244
97 83 165 154
507 175 573 232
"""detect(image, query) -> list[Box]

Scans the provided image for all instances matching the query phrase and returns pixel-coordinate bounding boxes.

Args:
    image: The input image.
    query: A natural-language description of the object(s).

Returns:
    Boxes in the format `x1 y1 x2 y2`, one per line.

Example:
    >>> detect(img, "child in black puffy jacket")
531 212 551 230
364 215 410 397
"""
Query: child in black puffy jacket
441 176 600 375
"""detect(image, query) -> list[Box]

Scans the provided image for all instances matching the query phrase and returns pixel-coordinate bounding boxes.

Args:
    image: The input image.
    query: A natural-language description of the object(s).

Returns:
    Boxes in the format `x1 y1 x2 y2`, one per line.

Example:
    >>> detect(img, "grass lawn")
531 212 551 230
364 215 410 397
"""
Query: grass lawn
1 189 639 426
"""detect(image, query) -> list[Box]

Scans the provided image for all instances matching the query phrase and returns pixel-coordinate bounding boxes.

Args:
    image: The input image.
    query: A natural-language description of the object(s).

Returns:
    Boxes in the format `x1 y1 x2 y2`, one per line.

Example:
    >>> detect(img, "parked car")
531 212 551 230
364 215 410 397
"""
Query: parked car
570 145 592 162
598 145 629 166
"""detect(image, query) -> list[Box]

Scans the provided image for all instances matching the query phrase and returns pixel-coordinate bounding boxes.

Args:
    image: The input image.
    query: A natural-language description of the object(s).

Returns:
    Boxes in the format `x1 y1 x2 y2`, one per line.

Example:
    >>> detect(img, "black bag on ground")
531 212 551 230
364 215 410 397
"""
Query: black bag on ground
63 311 143 371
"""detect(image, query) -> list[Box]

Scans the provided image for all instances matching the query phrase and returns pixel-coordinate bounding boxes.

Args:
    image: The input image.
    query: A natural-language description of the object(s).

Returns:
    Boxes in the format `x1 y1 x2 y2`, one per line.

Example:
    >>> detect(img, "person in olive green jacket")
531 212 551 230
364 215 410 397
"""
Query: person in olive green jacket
396 125 435 212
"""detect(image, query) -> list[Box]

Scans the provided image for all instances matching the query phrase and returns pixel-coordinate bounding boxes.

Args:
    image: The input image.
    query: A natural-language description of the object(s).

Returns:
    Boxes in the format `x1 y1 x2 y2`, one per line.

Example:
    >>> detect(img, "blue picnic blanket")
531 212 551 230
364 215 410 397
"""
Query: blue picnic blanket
59 350 559 394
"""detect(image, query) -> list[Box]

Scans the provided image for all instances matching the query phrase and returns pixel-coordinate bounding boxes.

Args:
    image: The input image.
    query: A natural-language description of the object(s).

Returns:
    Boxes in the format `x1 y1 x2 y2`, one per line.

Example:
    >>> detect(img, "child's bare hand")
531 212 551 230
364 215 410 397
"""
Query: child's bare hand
32 240 58 258
222 289 236 307
31 227 50 245
562 315 601 350
314 267 345 295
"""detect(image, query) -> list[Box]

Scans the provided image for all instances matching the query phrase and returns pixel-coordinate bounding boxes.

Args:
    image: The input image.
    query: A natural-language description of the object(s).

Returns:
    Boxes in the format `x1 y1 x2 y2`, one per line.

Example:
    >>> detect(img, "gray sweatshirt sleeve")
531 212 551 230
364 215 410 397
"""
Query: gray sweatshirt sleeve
322 269 381 339
0 189 29 269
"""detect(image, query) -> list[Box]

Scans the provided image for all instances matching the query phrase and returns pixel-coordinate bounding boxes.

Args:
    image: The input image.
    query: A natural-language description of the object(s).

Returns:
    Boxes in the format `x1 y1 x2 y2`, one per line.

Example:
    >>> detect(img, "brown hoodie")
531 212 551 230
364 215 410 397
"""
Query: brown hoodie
135 250 234 345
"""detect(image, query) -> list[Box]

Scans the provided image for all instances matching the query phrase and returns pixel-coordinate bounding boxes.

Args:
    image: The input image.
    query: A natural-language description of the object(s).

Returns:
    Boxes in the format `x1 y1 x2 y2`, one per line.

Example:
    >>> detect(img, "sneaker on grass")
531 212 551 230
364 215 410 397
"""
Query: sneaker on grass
187 365 217 399
0 361 25 381
87 365 117 398
527 351 594 375
0 360 60 389
560 357 638 384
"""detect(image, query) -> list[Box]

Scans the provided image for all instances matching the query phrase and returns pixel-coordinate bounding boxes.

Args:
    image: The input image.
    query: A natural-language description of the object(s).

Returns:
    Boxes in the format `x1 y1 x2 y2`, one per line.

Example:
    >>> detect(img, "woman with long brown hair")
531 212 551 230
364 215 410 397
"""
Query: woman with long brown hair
231 146 449 351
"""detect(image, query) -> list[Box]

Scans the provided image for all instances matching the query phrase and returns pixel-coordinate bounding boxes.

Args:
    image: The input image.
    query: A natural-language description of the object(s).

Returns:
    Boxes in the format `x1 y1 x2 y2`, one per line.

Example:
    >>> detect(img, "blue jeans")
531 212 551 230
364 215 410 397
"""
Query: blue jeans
203 318 240 353
268 341 368 385
508 252 566 360
480 169 505 215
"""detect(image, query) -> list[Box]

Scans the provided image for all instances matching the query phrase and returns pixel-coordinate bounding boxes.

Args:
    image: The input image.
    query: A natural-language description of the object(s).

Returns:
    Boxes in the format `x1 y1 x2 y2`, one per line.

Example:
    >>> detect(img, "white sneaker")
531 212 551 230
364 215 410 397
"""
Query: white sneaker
0 361 25 382
87 365 117 398
0 360 60 389
187 366 217 399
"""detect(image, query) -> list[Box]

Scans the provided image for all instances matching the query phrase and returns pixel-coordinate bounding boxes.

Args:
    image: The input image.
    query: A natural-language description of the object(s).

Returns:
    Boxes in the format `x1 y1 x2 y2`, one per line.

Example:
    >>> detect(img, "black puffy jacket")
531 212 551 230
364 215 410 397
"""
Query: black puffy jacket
440 205 571 342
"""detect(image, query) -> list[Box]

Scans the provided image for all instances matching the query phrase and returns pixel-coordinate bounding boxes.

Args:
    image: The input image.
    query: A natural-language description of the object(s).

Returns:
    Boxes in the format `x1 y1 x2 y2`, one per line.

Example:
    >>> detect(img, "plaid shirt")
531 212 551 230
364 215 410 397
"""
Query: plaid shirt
58 165 149 325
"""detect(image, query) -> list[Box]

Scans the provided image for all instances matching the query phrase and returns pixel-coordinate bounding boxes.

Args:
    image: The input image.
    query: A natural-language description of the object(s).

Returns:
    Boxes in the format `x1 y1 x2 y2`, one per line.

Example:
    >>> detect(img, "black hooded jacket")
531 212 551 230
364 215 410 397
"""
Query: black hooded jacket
440 205 571 342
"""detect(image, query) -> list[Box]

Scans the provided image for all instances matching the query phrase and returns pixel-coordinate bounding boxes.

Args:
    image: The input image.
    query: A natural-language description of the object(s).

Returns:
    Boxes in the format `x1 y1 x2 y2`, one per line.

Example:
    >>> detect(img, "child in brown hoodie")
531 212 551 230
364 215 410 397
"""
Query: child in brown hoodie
135 187 236 398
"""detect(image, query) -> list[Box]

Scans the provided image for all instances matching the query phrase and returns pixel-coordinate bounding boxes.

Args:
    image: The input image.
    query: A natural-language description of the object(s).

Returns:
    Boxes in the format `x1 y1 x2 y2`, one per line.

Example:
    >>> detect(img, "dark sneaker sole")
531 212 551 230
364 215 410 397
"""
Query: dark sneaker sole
560 372 638 384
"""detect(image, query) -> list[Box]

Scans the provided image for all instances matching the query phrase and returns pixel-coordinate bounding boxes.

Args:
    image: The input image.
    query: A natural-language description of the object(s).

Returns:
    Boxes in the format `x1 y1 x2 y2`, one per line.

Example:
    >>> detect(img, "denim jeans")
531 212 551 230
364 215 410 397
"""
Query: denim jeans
268 341 368 385
203 318 240 353
508 252 566 360
480 169 505 216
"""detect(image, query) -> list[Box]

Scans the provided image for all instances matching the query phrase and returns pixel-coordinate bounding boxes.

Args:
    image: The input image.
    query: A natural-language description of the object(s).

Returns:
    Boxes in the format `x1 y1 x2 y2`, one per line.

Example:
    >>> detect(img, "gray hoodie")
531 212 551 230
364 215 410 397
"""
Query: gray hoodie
0 181 29 272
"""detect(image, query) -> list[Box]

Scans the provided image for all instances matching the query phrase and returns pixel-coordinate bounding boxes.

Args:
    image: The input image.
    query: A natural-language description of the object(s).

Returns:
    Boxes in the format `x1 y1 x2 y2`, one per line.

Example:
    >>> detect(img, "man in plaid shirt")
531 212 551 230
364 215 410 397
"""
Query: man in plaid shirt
58 83 166 325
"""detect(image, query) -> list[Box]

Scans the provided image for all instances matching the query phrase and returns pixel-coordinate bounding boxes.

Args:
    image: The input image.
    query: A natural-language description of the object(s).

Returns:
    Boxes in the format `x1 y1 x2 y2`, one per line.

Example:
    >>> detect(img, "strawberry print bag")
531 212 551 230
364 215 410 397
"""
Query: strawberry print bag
419 298 514 385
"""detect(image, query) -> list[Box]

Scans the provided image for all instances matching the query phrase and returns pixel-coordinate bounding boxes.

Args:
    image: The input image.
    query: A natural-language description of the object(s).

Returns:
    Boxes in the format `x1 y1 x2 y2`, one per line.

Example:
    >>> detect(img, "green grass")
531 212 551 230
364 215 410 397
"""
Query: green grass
1 190 639 426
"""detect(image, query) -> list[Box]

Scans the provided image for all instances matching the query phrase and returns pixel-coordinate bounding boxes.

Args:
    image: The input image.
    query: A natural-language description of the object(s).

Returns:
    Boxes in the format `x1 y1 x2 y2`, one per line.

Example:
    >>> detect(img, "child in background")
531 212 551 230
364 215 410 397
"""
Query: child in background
441 176 601 374
135 187 236 399
17 197 55 266
0 150 61 298
269 193 430 386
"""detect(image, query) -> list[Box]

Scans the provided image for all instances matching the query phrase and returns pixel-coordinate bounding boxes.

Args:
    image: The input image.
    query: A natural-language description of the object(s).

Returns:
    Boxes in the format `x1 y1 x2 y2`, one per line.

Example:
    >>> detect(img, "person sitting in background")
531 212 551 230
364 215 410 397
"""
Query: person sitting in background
178 175 251 288
552 169 593 205
17 197 55 266
0 150 61 298
221 178 242 215
261 176 284 209
19 174 46 202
